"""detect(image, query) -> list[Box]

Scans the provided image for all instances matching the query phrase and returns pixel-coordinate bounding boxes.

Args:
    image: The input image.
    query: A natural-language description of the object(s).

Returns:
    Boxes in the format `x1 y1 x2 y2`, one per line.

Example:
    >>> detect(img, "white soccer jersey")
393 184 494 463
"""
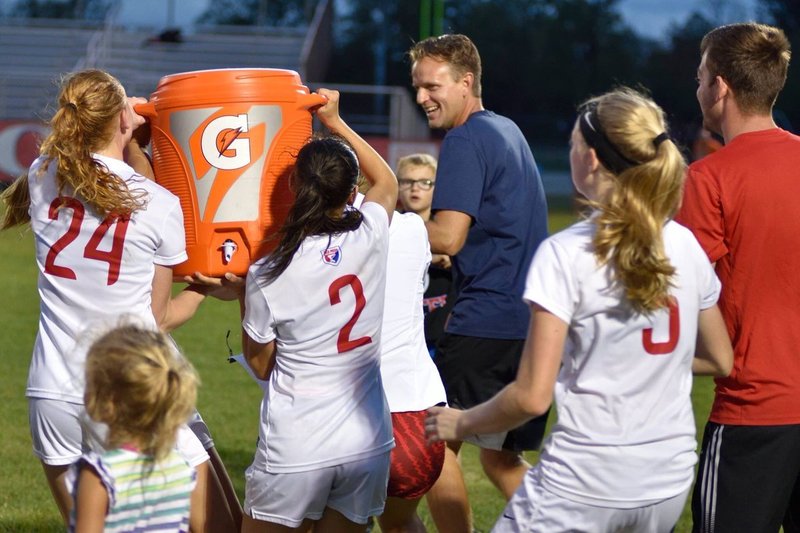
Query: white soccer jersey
26 154 187 403
243 201 394 473
380 212 446 412
523 219 720 508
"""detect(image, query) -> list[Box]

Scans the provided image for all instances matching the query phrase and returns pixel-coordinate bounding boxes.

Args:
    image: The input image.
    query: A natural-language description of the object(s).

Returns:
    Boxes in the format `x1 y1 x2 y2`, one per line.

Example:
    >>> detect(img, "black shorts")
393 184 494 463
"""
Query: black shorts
434 333 549 452
692 421 800 532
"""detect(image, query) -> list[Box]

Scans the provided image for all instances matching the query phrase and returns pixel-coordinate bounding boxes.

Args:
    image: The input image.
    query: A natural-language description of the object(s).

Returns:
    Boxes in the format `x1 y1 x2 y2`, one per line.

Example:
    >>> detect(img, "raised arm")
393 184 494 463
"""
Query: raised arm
124 122 154 181
314 88 398 222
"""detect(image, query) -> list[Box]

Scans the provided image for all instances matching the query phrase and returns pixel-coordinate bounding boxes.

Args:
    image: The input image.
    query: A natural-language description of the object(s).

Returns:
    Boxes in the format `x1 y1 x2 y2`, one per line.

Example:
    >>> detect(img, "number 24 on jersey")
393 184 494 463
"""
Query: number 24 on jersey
45 196 130 286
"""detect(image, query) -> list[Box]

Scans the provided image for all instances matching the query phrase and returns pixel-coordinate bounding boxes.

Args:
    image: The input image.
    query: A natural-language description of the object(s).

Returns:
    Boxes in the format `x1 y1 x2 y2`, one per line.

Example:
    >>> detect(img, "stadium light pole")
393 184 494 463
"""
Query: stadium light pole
420 0 445 39
419 0 431 40
433 0 444 36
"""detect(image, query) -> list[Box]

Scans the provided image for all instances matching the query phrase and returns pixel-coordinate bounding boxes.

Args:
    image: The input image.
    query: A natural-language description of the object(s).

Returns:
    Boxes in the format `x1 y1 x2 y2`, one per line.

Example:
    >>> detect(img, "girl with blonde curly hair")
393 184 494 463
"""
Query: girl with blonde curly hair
1 69 238 530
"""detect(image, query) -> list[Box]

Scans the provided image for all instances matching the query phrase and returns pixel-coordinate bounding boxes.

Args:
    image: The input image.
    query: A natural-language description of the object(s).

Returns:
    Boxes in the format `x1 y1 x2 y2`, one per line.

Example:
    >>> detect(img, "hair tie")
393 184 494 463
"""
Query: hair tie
65 101 78 112
653 132 670 148
578 108 639 174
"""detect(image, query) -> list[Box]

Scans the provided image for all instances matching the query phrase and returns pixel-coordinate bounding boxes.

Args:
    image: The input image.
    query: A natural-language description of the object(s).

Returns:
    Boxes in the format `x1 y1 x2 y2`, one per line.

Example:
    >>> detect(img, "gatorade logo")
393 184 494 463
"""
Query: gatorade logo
170 105 283 223
201 114 251 170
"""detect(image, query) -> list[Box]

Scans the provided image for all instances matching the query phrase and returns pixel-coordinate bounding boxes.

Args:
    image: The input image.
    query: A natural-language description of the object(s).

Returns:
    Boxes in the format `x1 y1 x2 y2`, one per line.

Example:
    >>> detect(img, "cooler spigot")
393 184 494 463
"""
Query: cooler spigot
220 239 238 264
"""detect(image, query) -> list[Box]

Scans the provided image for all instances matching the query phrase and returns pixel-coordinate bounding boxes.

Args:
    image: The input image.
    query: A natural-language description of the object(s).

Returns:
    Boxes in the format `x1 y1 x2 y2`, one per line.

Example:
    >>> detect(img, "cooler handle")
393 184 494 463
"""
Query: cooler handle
134 102 157 119
300 93 329 110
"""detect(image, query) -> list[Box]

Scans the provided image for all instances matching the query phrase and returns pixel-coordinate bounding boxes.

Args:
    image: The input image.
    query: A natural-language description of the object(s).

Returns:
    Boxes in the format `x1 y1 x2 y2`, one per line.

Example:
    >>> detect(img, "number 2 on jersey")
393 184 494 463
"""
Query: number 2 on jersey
642 299 680 355
328 274 372 353
44 197 130 286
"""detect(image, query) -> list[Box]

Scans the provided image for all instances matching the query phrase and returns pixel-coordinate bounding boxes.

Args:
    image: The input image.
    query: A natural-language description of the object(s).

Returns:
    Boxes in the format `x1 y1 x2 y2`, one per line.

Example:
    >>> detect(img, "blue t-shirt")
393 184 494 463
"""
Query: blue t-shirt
432 110 548 339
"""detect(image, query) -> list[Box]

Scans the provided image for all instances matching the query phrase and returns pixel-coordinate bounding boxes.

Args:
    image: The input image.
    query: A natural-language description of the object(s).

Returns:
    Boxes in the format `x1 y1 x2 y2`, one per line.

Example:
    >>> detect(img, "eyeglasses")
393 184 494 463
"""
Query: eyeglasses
398 178 435 191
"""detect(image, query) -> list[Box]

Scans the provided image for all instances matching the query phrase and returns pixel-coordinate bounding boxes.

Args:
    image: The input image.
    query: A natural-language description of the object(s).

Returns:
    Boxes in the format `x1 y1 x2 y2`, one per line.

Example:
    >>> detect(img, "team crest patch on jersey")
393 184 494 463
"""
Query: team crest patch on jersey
321 246 342 266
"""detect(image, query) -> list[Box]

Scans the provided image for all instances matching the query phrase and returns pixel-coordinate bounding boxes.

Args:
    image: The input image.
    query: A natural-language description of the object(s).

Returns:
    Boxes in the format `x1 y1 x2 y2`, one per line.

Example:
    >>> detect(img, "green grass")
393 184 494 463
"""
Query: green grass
0 198 714 532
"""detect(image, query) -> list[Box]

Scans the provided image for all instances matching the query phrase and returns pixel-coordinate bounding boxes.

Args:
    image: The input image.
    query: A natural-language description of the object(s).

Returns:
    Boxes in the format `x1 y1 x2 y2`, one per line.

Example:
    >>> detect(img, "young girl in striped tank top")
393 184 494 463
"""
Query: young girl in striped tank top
68 324 200 533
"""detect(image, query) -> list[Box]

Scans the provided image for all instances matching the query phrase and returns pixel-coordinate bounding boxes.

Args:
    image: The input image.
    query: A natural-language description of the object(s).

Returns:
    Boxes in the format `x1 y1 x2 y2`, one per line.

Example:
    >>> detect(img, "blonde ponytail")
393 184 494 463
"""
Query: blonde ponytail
582 88 687 313
1 173 31 229
85 324 198 462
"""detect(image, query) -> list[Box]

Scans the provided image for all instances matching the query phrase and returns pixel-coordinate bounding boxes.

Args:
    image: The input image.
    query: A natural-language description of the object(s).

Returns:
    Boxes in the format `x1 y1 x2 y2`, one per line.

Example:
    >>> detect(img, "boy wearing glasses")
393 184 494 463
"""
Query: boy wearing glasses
396 153 453 356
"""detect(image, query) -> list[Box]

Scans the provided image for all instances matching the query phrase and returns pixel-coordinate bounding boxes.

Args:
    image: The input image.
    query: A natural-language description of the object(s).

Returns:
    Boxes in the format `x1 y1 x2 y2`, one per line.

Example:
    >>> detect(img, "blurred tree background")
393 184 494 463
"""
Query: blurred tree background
327 0 799 149
11 0 800 150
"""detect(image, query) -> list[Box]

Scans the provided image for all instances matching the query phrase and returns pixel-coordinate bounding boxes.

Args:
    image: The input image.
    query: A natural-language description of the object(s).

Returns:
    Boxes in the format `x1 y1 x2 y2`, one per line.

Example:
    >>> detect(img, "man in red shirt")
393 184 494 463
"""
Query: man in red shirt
675 22 800 532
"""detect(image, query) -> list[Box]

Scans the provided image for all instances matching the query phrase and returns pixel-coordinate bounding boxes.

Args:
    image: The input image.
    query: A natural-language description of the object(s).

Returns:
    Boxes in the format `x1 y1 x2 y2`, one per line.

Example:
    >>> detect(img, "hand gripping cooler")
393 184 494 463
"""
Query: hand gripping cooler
135 68 326 277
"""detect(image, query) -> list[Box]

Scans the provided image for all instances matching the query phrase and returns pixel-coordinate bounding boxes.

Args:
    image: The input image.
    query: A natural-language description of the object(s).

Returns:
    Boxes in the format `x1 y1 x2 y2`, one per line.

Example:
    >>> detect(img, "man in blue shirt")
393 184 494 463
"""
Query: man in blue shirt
410 34 549 531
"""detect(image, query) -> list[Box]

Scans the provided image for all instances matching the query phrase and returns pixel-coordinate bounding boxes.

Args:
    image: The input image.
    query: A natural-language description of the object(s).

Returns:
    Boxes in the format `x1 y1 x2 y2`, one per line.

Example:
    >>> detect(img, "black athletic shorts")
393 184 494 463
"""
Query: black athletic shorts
434 333 549 452
692 421 800 532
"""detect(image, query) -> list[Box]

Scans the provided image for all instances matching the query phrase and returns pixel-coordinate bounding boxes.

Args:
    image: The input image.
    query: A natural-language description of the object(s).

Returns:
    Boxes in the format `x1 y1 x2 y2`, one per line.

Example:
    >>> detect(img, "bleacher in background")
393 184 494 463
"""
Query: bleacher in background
0 0 431 185
101 28 308 99
0 2 328 121
0 22 97 120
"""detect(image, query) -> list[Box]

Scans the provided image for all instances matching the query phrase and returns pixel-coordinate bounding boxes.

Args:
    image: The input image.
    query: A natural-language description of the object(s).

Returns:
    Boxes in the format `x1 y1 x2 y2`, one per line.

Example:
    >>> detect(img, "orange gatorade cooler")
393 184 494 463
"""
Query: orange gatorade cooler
135 68 326 278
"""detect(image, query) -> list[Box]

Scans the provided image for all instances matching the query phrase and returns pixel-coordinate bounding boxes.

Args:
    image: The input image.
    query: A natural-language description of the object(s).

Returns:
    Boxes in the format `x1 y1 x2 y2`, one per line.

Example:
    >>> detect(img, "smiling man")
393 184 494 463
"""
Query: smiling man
408 34 549 531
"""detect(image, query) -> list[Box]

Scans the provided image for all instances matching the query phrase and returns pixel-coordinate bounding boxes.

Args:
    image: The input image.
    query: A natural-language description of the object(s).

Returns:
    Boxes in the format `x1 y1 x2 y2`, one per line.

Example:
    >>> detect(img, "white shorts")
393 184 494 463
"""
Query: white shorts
29 398 209 468
29 398 84 465
244 451 391 527
492 467 689 533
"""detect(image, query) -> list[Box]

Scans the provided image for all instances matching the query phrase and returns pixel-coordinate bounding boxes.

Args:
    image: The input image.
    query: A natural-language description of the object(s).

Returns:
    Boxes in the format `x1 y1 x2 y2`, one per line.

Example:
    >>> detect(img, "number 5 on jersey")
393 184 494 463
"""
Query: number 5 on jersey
642 299 680 355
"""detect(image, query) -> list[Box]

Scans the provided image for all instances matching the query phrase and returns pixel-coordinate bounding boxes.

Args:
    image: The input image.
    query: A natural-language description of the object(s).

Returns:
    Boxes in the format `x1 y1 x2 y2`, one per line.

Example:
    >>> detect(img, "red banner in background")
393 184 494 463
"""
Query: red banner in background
0 127 438 185
0 120 46 184
364 137 440 169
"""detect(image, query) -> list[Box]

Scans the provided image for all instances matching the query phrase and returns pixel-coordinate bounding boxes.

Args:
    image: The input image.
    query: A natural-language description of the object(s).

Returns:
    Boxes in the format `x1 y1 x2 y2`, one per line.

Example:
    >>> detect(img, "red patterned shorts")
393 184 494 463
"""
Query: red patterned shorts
388 410 445 499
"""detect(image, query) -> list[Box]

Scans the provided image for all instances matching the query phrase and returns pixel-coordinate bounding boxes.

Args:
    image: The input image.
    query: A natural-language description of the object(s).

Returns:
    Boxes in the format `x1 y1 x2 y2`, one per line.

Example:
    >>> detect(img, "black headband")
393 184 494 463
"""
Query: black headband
578 108 639 175
653 132 670 147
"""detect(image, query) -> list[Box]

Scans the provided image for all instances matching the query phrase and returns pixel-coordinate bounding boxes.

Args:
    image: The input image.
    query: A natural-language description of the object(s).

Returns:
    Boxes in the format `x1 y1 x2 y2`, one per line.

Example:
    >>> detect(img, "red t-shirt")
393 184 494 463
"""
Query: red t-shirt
676 128 800 425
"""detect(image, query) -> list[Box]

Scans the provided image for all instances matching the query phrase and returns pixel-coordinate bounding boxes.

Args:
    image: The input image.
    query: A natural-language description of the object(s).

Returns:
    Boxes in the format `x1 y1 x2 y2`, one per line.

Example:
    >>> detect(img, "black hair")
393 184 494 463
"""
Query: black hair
260 136 363 283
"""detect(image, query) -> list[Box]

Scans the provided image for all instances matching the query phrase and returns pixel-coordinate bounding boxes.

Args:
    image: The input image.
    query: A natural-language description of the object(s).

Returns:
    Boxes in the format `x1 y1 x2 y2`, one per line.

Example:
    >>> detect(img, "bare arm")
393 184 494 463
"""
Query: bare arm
243 334 277 381
151 265 208 333
425 210 472 256
693 304 733 376
124 138 154 181
426 304 565 441
314 88 398 222
233 285 277 381
73 465 108 533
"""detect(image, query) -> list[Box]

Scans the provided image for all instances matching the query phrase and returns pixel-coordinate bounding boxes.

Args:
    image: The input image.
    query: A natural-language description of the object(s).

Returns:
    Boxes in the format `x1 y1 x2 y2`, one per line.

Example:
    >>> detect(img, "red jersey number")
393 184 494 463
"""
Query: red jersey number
642 299 680 355
328 274 372 353
44 196 130 286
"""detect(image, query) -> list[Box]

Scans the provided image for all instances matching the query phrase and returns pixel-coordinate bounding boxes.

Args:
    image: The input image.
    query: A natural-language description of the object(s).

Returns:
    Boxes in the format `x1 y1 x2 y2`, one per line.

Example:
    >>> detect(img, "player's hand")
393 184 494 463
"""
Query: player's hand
313 88 341 128
425 406 464 444
131 121 151 148
127 96 148 130
184 272 244 301
431 253 451 270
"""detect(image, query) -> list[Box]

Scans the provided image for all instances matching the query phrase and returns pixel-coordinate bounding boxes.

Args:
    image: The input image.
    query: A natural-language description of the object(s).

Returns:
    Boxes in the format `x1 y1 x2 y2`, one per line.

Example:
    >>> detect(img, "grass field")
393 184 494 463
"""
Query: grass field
0 198 714 532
